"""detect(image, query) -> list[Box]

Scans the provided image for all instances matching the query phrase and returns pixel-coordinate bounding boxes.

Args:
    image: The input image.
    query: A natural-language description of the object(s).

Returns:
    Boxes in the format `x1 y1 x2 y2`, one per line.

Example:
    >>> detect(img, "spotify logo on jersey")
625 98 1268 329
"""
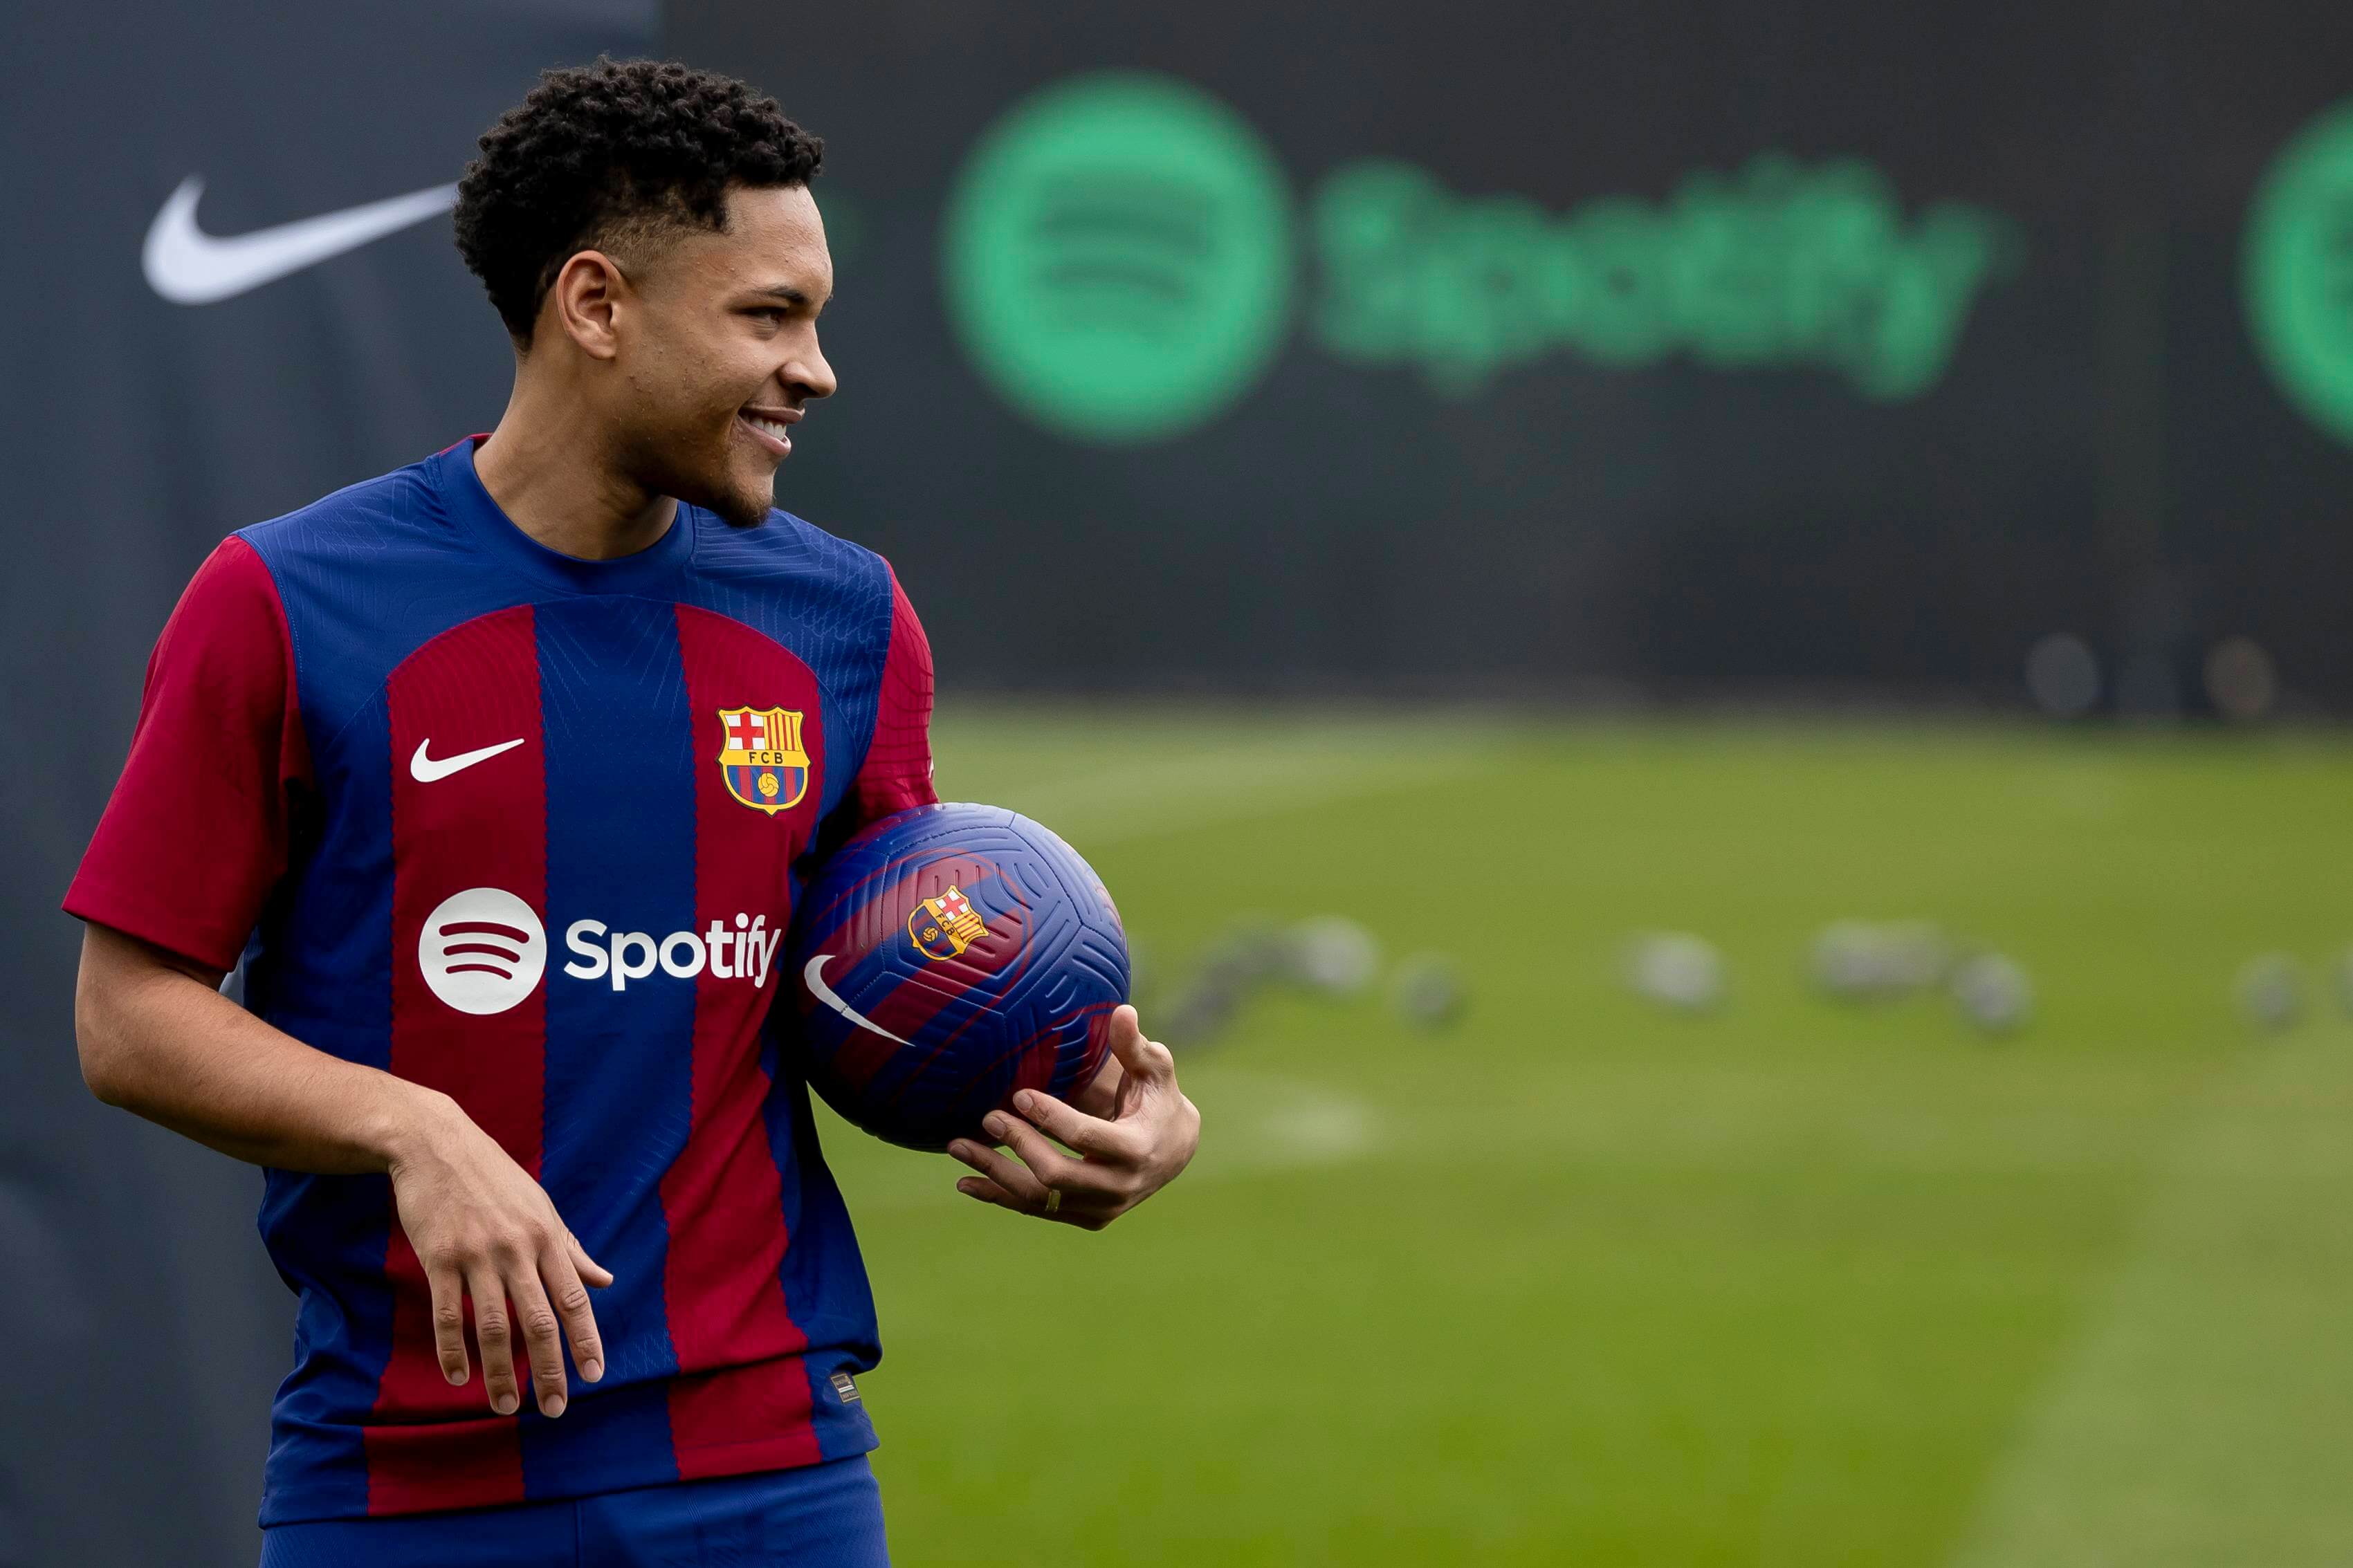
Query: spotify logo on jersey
941 72 1296 445
416 889 785 1013
419 887 547 1015
2246 99 2353 447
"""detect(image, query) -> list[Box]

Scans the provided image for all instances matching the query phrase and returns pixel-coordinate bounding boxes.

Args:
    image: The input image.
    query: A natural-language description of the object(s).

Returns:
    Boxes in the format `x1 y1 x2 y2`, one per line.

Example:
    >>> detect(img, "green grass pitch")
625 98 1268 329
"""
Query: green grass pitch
813 710 2353 1566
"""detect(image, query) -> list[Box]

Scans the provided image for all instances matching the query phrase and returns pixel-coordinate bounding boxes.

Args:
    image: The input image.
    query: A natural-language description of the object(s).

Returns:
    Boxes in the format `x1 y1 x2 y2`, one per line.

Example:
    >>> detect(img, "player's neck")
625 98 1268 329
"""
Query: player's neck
473 382 679 562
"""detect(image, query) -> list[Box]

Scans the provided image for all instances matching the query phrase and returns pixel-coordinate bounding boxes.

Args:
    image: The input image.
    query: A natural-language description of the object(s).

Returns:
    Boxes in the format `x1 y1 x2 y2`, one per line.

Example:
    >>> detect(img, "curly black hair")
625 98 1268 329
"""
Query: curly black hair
455 57 824 342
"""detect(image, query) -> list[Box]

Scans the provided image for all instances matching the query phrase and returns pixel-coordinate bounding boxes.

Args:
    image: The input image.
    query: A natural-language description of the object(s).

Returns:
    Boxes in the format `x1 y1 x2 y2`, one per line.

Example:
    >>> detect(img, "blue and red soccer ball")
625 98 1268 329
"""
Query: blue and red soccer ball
784 803 1130 1150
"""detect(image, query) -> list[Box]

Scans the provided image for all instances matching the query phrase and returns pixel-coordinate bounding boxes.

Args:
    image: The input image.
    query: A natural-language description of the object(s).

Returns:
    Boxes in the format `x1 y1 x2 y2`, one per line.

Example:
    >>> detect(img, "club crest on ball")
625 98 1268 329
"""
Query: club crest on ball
717 706 809 815
908 884 987 960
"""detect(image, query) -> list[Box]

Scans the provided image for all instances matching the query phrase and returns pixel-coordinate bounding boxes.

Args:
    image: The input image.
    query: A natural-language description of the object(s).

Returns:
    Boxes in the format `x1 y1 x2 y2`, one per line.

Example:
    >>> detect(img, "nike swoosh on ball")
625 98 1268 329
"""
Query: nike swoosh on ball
803 955 912 1044
143 176 459 305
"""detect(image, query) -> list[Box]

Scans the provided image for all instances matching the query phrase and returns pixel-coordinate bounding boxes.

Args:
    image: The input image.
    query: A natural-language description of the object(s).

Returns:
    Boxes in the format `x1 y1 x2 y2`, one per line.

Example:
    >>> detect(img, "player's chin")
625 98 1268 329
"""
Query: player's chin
688 448 779 528
708 470 777 528
704 426 783 526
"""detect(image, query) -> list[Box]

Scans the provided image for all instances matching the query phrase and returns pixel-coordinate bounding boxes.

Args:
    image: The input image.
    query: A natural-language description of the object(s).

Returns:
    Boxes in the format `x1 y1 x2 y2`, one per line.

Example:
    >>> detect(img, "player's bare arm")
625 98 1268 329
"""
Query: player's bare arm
946 1005 1200 1229
74 921 610 1418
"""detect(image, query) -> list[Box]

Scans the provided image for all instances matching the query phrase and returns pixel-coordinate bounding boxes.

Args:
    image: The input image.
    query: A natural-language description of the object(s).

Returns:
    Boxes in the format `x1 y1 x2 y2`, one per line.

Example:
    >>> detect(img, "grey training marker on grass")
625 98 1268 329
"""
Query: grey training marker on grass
1626 932 1727 1013
1811 919 1951 1001
2236 954 2306 1033
1952 952 2033 1036
1283 916 1382 997
1391 952 1467 1031
2332 948 2353 1020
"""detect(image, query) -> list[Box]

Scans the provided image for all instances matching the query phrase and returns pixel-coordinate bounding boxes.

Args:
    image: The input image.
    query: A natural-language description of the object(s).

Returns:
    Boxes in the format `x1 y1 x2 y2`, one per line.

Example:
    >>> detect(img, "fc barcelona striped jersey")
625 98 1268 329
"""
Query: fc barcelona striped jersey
64 438 938 1524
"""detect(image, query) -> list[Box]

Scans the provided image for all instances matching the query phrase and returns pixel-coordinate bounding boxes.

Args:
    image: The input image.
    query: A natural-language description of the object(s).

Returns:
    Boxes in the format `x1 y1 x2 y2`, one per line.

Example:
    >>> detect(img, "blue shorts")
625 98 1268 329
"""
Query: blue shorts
257 1455 888 1567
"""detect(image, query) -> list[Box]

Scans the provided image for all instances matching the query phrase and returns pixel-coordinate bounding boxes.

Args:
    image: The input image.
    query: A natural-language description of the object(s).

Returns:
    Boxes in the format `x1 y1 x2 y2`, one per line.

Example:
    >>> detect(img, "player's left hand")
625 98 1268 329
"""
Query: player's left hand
948 1005 1198 1230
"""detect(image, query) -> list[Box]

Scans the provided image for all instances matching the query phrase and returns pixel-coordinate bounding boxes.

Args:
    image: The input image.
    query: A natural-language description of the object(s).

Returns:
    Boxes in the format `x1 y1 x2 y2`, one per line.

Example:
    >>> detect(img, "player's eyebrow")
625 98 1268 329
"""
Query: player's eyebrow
747 283 832 315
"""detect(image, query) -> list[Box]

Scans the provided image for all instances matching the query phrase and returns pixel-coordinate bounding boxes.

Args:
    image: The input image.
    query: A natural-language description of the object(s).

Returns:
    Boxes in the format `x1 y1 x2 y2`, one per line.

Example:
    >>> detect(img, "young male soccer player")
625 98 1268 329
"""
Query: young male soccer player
66 59 1200 1565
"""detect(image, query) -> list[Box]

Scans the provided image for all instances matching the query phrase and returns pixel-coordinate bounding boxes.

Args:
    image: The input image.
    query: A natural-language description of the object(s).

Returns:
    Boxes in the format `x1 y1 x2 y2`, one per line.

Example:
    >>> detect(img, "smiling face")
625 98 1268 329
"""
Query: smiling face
601 183 839 526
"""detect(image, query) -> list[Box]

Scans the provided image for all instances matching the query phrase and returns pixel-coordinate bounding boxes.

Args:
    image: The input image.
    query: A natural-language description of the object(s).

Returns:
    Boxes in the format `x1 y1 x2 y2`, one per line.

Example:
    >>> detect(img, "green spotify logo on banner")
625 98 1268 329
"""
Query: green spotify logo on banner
944 73 2015 445
2246 100 2353 447
940 73 1296 445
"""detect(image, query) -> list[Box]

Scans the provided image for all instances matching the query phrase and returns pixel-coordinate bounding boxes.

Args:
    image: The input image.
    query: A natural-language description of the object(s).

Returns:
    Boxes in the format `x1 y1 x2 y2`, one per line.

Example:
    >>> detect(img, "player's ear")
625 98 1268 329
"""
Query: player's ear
549 250 627 361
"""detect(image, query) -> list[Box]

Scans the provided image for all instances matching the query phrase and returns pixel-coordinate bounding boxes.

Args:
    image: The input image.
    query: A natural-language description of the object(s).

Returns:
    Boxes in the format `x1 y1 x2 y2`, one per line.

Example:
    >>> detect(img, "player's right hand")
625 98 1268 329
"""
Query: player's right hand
385 1091 613 1419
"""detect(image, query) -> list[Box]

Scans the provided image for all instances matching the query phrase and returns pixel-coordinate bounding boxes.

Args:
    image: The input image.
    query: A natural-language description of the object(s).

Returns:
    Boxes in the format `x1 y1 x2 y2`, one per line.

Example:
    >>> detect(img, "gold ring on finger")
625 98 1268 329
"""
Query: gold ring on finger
1043 1188 1061 1215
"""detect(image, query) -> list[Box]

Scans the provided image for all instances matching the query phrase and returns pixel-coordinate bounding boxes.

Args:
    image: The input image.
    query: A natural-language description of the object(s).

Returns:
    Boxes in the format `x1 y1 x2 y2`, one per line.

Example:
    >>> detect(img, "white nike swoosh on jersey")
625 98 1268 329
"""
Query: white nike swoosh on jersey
143 175 460 305
803 954 912 1044
409 737 526 783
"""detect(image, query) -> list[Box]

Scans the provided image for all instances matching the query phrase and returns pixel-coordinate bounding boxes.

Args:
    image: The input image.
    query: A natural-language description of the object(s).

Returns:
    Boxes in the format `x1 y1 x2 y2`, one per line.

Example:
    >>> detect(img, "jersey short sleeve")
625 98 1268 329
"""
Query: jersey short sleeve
850 564 939 826
64 535 311 972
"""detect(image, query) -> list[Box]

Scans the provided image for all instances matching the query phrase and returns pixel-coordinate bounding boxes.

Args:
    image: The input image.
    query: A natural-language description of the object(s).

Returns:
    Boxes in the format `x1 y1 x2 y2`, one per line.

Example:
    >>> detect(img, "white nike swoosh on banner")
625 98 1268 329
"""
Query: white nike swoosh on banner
143 175 460 305
410 737 526 783
803 954 913 1044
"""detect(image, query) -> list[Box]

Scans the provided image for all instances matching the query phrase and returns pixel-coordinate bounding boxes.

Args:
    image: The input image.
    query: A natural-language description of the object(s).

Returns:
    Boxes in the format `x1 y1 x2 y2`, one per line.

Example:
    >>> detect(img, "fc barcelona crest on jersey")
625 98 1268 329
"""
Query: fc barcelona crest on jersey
908 885 987 961
717 707 810 815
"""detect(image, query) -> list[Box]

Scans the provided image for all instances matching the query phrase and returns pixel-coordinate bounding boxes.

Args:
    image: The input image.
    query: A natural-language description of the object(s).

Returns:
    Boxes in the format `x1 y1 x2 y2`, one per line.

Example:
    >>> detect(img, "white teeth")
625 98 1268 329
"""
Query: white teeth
745 416 790 442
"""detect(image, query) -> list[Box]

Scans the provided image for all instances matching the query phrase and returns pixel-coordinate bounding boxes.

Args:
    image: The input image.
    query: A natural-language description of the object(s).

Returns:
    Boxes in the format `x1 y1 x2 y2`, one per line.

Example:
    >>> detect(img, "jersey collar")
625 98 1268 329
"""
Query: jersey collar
431 436 697 596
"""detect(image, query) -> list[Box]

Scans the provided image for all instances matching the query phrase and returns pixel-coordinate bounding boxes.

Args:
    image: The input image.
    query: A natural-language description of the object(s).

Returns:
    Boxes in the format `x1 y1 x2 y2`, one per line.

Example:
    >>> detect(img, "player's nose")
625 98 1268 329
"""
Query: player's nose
787 342 837 402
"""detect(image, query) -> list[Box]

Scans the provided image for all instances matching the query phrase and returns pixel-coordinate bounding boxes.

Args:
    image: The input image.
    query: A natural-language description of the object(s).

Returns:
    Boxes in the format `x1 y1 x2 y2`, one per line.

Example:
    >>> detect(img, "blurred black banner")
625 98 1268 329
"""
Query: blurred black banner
677 0 2353 713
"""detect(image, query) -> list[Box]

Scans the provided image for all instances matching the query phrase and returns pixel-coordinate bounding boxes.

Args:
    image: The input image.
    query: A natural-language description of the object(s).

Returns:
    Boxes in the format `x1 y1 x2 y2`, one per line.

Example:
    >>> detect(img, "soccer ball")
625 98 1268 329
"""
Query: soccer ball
783 803 1130 1150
